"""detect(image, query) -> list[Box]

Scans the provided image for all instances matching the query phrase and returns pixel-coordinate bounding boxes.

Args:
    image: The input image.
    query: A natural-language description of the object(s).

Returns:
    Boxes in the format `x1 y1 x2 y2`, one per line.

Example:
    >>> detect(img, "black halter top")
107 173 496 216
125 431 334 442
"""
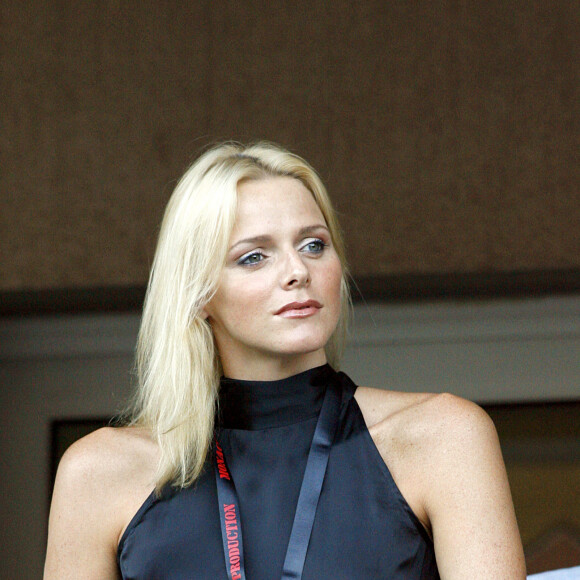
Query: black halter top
117 365 440 579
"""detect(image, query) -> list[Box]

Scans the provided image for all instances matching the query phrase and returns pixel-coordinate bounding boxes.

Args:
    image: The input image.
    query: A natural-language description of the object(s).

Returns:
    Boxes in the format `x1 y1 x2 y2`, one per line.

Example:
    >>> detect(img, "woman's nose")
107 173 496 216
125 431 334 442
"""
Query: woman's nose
281 251 310 288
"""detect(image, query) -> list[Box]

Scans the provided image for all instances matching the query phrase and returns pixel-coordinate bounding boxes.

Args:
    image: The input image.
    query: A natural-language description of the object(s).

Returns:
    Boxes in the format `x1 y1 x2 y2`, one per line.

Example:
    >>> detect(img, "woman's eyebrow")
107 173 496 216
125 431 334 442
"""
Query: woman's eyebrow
298 224 329 236
229 235 272 252
229 224 329 252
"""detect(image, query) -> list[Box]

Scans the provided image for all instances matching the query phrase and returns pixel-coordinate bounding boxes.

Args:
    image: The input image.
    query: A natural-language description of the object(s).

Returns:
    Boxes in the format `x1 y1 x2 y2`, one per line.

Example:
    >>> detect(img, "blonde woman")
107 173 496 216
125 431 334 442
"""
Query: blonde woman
45 142 526 579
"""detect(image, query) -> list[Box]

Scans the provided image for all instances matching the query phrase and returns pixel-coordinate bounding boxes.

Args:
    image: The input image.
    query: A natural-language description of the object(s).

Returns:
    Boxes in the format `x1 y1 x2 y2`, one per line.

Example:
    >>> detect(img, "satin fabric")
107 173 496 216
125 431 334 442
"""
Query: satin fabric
118 365 440 579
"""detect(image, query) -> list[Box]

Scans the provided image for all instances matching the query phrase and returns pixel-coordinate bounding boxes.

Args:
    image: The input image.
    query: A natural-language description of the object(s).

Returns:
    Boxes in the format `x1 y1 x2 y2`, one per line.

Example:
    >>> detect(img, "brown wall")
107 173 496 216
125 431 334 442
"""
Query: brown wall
1 1 578 291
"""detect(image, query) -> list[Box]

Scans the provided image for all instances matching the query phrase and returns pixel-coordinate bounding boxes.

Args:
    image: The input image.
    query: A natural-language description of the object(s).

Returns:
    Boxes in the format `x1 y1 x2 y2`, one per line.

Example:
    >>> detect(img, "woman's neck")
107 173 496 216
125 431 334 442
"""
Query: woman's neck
220 350 327 381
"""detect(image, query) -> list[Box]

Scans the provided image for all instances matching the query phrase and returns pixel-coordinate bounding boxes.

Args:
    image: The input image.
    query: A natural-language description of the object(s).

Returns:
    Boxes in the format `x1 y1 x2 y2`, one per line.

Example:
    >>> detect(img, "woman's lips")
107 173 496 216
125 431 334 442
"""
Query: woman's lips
275 300 322 318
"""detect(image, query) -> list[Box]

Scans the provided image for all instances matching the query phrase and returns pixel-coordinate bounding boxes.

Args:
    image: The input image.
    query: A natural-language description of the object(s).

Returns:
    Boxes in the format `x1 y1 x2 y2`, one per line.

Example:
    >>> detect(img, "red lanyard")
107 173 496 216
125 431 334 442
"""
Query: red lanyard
214 381 341 580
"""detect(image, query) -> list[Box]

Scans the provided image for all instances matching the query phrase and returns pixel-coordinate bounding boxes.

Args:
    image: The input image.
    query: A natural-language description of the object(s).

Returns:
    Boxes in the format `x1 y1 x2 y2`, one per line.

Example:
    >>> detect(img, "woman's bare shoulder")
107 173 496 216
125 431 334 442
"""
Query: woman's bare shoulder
62 425 157 471
56 425 159 530
355 387 525 577
354 386 525 580
354 386 492 448
45 426 158 579
55 426 158 499
355 386 439 429
354 387 499 532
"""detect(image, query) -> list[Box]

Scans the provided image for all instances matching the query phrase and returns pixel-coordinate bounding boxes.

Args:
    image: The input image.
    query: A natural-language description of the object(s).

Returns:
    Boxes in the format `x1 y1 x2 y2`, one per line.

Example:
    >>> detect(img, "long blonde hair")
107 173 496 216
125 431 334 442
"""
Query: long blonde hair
129 141 351 491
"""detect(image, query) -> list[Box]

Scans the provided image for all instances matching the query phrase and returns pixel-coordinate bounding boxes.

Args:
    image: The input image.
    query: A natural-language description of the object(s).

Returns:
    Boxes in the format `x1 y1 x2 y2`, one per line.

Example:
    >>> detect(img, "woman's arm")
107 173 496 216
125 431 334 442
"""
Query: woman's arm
357 388 526 579
419 394 526 579
44 427 156 580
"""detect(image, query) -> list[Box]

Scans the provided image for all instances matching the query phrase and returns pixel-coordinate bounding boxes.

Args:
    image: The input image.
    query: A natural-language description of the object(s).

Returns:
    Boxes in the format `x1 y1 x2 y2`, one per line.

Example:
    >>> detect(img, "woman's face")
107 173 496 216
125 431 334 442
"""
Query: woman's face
203 176 343 380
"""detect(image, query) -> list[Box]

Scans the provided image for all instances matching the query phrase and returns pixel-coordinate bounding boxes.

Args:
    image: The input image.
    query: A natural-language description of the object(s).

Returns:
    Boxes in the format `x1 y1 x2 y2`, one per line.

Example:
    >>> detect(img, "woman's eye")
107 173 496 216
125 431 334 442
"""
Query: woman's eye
302 239 326 254
238 251 264 266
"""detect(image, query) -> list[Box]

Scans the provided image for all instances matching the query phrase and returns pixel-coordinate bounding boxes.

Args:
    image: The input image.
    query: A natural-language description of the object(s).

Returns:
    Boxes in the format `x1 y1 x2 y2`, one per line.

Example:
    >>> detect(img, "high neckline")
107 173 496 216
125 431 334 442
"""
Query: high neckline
218 364 333 430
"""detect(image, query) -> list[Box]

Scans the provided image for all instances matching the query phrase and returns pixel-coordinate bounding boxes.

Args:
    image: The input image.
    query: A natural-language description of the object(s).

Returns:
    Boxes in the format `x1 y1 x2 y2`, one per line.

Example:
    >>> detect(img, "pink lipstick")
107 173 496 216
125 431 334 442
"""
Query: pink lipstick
275 300 322 318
